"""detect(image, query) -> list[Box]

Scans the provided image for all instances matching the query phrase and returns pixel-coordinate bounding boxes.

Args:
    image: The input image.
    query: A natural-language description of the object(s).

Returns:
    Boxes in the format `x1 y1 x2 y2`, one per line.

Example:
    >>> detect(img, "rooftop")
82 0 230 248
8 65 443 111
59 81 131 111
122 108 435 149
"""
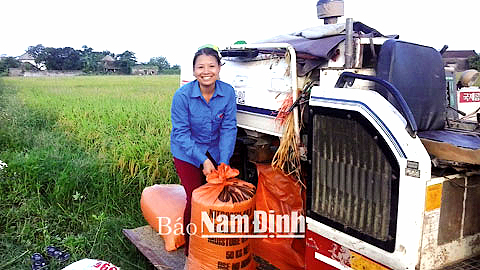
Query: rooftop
18 52 34 60
101 55 115 62
442 50 477 58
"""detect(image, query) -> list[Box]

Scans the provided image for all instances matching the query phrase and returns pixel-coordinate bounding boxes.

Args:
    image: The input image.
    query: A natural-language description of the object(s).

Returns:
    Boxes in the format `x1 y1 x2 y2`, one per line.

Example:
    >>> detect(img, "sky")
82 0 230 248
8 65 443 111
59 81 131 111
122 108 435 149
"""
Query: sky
1 0 479 66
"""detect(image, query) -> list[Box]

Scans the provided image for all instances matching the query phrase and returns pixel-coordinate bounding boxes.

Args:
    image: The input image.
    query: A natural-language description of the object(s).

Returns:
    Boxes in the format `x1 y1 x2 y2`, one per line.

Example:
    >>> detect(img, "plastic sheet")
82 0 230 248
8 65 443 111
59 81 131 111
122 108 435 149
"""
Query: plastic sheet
61 259 119 270
253 163 305 270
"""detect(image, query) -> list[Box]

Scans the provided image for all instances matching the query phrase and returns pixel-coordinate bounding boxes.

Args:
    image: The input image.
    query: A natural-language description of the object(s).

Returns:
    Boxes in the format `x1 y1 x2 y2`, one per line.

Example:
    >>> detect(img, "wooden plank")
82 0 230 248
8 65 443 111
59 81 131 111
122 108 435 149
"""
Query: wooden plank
123 226 186 270
420 138 480 165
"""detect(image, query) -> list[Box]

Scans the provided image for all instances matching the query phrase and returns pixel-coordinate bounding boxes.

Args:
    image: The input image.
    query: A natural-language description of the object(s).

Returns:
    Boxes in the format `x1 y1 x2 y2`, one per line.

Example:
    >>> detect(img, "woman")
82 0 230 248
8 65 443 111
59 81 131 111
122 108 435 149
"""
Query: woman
170 45 237 255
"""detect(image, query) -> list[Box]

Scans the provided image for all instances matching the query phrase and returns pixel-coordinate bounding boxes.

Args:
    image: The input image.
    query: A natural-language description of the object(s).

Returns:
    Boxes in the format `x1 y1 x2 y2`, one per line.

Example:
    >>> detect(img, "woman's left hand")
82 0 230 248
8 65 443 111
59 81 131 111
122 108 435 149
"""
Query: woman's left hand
202 159 215 176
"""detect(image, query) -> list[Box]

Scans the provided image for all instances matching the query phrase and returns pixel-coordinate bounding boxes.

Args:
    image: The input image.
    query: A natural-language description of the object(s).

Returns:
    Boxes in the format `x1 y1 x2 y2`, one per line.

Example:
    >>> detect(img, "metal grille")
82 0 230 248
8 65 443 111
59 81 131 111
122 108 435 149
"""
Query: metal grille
310 112 398 244
441 256 480 270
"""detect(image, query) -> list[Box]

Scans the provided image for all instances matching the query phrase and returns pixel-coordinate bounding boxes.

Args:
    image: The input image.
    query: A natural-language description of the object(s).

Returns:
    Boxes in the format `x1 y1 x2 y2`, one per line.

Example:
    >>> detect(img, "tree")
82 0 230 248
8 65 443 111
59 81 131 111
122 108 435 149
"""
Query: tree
148 56 170 72
26 44 46 67
0 57 20 74
26 44 45 59
81 45 95 73
81 45 104 73
468 54 480 71
60 47 82 70
170 64 180 71
38 47 82 70
117 50 137 74
102 50 114 58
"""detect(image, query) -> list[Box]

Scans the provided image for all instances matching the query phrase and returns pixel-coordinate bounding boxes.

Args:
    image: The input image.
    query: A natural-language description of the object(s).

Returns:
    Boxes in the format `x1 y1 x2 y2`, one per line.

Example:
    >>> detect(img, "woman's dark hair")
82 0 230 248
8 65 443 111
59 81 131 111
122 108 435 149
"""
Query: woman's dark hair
193 47 221 68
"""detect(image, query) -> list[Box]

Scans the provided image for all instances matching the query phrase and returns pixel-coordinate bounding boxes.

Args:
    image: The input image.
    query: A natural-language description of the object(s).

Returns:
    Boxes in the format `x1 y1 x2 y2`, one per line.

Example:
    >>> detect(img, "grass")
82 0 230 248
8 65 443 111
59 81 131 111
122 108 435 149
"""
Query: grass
0 75 180 269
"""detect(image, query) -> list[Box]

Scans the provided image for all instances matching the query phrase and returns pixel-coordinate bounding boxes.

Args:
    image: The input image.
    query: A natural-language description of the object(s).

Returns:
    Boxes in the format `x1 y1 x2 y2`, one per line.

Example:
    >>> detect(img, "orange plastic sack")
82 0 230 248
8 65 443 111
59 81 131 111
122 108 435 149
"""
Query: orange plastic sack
187 164 256 270
253 164 305 270
140 184 186 251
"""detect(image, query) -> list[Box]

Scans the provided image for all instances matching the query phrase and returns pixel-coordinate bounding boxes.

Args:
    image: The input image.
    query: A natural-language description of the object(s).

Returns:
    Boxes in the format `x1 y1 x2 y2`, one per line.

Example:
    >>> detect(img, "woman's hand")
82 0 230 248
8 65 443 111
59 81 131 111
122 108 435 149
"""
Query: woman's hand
202 159 216 176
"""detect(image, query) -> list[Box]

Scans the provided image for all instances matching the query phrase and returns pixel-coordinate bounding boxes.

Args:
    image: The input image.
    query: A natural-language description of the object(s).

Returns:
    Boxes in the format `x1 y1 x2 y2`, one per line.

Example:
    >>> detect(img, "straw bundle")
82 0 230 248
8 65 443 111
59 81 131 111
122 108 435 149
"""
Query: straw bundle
271 112 302 186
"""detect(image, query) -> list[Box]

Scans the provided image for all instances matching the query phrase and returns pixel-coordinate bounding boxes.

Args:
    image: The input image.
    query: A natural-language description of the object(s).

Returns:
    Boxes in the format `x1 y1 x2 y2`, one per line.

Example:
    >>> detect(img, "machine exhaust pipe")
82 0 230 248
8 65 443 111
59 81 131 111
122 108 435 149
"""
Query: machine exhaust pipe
317 0 344 24
345 18 354 69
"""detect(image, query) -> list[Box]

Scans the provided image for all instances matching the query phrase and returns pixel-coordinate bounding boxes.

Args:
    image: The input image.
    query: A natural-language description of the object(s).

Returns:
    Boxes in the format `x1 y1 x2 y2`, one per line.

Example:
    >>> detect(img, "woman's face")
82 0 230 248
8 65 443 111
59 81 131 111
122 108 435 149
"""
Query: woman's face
193 54 220 89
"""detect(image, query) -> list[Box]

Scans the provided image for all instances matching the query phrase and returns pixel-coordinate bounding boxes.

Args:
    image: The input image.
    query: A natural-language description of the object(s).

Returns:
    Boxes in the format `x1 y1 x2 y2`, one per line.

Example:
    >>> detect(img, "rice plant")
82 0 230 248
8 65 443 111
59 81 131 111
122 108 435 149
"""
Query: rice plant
0 75 180 269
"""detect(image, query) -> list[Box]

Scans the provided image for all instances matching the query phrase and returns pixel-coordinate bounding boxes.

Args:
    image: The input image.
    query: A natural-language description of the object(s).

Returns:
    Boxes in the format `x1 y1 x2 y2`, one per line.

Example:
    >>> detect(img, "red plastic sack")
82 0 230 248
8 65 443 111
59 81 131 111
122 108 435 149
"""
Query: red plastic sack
253 164 305 270
140 184 186 251
187 164 256 270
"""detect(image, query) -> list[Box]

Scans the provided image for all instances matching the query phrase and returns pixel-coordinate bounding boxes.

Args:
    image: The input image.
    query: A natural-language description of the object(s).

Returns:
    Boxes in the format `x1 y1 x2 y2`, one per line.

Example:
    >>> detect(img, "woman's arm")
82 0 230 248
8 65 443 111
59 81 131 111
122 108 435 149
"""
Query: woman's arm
171 92 208 167
218 87 237 165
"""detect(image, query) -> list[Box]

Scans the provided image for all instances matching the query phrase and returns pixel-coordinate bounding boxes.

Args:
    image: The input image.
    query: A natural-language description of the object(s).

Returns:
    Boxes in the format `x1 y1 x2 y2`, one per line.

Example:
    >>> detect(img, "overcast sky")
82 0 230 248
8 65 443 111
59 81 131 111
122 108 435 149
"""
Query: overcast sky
1 0 479 66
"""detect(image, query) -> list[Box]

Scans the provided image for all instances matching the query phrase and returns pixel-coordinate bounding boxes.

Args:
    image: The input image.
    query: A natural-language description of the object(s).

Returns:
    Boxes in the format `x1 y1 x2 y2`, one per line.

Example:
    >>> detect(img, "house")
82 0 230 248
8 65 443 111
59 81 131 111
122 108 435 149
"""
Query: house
101 55 120 73
17 52 46 70
442 50 478 72
131 65 159 75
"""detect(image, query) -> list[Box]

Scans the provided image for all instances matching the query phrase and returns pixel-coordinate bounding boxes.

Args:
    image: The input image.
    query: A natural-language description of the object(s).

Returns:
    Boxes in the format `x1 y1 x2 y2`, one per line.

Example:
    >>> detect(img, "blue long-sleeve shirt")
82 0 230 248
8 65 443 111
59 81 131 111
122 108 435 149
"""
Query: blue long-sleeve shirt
170 80 237 167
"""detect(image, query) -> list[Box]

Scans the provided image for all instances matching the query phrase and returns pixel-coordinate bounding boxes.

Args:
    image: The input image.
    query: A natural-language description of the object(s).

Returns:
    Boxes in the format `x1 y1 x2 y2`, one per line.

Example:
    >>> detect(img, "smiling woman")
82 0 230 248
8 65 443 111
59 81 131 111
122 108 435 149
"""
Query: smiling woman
193 46 222 104
170 45 237 256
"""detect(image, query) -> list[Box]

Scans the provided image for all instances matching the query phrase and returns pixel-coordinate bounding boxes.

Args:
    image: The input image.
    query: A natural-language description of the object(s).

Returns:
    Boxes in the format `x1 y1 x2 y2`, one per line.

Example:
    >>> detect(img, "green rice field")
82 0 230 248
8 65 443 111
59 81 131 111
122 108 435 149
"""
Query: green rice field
0 75 180 269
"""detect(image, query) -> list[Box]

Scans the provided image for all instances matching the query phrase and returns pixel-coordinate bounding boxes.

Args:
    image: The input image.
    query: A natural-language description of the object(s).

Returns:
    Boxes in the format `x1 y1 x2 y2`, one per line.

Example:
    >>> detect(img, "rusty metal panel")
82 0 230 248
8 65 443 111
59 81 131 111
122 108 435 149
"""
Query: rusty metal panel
438 178 465 245
123 226 186 270
464 175 480 237
310 111 398 252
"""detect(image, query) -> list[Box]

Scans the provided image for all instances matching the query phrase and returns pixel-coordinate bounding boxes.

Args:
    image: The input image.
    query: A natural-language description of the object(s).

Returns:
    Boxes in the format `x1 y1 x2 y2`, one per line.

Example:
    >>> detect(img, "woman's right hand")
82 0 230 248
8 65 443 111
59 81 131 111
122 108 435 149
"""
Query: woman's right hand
202 159 215 176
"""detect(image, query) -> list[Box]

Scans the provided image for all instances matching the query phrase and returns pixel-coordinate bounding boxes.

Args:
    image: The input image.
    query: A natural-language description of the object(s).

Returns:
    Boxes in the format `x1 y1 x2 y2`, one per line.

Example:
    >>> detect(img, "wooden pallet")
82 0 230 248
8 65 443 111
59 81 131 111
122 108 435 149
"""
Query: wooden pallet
122 226 186 270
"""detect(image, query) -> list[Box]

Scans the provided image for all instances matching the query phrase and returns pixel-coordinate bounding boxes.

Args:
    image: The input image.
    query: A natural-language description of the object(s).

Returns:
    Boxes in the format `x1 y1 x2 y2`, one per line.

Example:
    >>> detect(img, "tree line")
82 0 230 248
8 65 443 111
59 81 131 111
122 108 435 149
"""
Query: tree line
0 44 179 75
468 54 480 71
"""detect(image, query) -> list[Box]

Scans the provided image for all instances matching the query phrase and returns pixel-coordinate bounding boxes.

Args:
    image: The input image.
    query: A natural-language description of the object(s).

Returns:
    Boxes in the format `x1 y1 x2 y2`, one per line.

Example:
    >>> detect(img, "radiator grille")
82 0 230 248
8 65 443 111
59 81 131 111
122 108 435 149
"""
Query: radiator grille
309 110 399 251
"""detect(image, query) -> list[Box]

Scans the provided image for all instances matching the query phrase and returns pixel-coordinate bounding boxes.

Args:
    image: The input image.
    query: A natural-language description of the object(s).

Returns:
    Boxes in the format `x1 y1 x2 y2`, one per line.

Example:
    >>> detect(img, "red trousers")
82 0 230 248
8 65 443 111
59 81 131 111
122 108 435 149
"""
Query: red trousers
173 156 216 256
